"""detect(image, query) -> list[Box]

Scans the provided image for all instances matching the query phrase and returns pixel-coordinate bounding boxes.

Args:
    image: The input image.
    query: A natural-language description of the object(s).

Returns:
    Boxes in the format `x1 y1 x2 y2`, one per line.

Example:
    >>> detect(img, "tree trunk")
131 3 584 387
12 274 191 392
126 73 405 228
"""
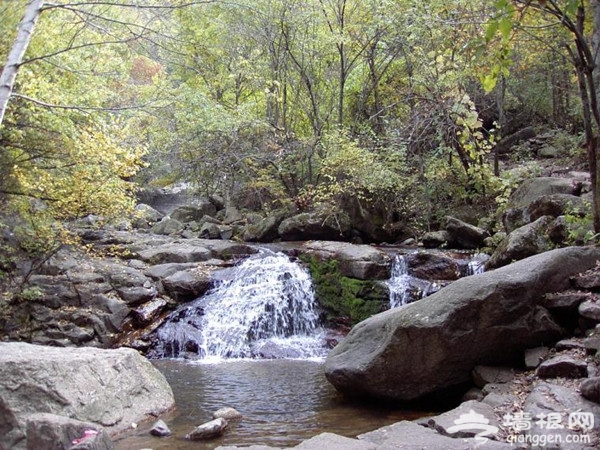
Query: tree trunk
0 0 44 128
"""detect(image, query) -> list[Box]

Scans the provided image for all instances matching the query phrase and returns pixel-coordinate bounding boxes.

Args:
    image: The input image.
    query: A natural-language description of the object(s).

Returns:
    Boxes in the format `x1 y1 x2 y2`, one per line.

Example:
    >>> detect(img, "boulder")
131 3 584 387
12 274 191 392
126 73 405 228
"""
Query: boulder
162 269 213 302
486 216 553 269
580 377 600 403
0 343 174 450
536 355 588 379
404 252 461 281
150 217 184 235
445 216 488 249
579 300 600 322
325 247 600 402
422 230 453 248
279 211 351 241
134 242 212 264
472 366 514 388
186 417 228 440
25 413 114 450
524 347 550 369
199 222 222 239
525 194 586 222
132 204 164 229
243 215 285 242
301 241 390 280
171 202 218 223
423 400 501 440
507 177 578 209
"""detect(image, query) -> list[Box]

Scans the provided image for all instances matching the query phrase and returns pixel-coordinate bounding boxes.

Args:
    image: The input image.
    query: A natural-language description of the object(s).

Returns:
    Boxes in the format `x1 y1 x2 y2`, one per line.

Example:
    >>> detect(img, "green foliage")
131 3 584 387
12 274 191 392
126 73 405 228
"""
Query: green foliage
564 200 595 246
301 255 387 325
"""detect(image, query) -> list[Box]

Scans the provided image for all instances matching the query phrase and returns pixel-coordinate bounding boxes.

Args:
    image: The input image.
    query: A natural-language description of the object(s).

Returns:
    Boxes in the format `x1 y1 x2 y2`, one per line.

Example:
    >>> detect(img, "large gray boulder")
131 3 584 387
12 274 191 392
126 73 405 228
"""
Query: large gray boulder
0 343 175 450
279 211 351 241
445 216 488 249
325 247 600 402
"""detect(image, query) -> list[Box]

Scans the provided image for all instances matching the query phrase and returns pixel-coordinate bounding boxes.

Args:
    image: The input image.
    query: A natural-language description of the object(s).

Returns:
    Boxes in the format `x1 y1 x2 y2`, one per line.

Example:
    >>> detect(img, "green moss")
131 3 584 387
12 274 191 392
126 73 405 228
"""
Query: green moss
301 255 388 325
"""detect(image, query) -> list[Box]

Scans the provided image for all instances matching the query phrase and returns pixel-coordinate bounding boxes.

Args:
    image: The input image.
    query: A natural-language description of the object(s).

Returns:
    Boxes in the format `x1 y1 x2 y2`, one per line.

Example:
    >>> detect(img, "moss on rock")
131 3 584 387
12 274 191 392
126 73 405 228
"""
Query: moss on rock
301 255 388 325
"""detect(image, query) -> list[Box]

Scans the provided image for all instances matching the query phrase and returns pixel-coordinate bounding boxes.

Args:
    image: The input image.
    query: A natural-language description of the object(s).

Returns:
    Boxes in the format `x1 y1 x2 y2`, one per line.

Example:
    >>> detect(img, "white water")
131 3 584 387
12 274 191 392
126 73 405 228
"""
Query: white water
152 250 326 360
466 253 488 276
387 255 435 308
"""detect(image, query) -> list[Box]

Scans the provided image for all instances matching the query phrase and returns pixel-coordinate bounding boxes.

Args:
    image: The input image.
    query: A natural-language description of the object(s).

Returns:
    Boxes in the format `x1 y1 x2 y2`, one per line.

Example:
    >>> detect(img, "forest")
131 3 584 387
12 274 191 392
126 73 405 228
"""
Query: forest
1 0 600 260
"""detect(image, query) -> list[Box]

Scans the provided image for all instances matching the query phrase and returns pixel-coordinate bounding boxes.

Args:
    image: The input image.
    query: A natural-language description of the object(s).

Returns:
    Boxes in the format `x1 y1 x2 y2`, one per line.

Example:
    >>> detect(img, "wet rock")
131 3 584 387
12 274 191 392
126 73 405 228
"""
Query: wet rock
445 216 488 250
422 230 453 248
150 419 171 437
486 216 553 269
358 421 511 449
580 377 600 403
186 418 228 441
536 355 588 379
404 252 461 281
135 242 212 264
133 298 168 328
144 262 200 281
524 346 550 369
325 247 600 402
213 407 242 421
0 343 174 450
579 300 600 322
472 366 514 388
150 217 184 235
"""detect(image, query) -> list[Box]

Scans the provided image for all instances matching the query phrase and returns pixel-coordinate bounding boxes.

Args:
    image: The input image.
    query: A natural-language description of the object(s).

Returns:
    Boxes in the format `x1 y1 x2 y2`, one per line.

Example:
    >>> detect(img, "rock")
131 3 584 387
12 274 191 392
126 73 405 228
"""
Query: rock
144 262 200 281
486 216 553 269
162 269 213 302
150 419 171 437
199 222 222 239
222 206 243 224
481 383 519 408
422 230 453 248
579 300 600 322
68 428 113 450
291 433 376 450
212 407 243 421
523 381 600 449
358 420 512 449
404 252 461 281
171 203 218 223
507 177 578 209
574 271 600 289
580 377 600 403
243 215 285 242
132 204 164 229
525 194 586 222
135 242 212 264
544 291 590 310
501 208 527 234
25 413 113 450
462 387 484 402
325 247 600 402
445 216 488 249
555 339 587 351
150 217 184 235
0 343 174 450
536 355 588 379
278 211 351 241
424 400 501 440
472 366 514 388
301 241 390 280
186 418 228 441
132 297 168 327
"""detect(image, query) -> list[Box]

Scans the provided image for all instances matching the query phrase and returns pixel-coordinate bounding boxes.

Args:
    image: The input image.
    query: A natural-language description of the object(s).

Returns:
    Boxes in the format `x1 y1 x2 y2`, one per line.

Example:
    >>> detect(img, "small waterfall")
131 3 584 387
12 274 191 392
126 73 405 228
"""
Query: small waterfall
152 250 326 360
387 255 435 308
466 253 489 276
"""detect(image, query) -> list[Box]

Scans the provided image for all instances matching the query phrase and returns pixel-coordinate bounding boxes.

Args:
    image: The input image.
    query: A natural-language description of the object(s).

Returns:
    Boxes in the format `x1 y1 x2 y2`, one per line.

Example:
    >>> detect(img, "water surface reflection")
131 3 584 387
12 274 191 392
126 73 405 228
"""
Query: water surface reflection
115 359 425 449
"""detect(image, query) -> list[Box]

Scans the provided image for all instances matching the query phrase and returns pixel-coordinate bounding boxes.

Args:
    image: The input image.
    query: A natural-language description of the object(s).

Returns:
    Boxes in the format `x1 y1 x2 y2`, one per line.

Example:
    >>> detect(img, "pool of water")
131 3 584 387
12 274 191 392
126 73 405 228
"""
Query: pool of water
114 358 429 449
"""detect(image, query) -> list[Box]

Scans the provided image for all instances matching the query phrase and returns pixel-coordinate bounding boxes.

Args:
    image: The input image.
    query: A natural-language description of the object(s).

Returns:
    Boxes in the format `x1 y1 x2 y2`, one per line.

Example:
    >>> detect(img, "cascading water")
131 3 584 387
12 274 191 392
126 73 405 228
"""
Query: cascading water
387 255 435 308
466 253 488 276
151 250 326 360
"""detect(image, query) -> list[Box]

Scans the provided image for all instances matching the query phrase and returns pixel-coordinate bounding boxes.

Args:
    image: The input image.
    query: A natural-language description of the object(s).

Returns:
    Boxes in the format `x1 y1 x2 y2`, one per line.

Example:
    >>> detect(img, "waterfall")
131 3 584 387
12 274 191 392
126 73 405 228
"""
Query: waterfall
466 253 488 276
387 255 435 308
151 250 326 360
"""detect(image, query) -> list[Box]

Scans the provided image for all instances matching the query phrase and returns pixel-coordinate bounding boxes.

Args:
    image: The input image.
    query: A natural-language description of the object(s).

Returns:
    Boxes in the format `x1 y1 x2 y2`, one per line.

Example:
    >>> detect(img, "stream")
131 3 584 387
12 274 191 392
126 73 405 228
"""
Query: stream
115 359 426 449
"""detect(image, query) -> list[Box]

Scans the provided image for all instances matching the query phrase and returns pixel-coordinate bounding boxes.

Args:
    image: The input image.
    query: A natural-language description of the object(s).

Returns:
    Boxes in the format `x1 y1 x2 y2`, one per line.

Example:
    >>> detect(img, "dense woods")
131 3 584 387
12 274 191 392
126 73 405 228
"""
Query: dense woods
1 0 600 260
